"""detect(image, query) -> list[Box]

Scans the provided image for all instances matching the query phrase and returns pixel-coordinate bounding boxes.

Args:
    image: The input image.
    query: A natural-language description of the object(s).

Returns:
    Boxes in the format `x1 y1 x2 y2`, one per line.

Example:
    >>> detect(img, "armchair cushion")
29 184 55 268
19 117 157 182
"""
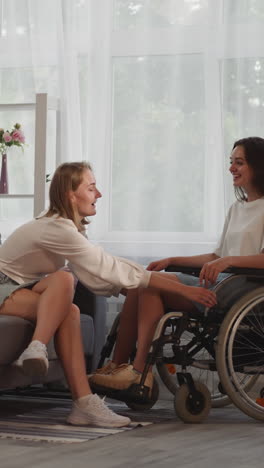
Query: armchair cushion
0 283 107 390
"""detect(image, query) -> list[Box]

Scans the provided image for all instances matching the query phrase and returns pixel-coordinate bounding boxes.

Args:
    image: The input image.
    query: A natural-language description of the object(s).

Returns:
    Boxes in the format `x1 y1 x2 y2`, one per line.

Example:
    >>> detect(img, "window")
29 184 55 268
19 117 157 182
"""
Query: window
82 0 224 260
2 0 264 261
111 54 205 233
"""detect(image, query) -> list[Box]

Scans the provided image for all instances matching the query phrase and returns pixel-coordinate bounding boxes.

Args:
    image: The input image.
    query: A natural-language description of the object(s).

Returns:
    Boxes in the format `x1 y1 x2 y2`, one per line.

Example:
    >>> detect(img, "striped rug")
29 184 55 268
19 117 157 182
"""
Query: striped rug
0 396 175 444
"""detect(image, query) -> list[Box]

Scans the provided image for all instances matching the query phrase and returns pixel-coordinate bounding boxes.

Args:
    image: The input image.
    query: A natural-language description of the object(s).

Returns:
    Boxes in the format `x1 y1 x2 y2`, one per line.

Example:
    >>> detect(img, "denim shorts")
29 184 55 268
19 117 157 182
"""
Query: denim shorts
168 271 231 313
0 272 37 307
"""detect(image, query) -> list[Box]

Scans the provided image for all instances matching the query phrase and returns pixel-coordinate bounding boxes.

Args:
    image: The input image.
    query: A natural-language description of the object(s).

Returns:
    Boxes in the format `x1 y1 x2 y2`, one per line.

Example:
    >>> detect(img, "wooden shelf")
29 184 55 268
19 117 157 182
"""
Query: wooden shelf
0 94 60 217
0 194 33 198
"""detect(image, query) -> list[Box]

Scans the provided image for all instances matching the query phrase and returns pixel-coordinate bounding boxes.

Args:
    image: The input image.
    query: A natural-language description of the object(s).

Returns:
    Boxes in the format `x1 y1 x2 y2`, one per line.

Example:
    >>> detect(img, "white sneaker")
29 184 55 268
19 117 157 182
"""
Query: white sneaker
15 340 49 377
67 394 131 428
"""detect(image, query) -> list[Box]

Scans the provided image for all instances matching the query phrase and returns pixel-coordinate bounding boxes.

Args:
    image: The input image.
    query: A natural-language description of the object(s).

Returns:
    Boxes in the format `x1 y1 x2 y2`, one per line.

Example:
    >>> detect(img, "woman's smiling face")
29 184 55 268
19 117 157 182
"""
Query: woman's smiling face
229 145 255 194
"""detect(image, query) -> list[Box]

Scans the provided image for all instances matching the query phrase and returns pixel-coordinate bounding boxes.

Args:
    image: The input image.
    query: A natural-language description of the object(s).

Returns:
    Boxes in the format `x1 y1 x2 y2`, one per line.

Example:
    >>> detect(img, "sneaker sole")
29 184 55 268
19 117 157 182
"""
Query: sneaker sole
90 382 154 403
90 379 153 395
67 415 131 428
22 358 48 377
89 378 137 390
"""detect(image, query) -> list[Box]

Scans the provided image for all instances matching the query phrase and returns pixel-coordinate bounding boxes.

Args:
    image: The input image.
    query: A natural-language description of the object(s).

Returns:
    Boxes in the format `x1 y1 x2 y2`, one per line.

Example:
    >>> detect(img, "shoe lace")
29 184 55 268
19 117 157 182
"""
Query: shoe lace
30 341 47 356
111 363 131 375
92 396 122 418
97 360 115 374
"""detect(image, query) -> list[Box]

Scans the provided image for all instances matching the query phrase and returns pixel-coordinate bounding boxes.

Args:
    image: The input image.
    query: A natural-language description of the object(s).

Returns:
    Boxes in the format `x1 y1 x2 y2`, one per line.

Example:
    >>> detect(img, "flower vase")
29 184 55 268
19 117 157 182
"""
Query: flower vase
0 153 8 194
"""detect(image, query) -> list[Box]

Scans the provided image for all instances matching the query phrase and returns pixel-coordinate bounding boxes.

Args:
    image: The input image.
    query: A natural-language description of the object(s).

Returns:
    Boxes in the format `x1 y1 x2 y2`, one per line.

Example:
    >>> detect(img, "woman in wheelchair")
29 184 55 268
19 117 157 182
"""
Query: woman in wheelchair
90 136 264 399
0 161 216 428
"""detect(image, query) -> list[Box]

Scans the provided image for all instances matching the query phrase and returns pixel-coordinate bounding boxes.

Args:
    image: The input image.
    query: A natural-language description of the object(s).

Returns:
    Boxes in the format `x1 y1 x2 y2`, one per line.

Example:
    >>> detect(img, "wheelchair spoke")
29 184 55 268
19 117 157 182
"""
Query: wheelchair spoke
225 294 264 414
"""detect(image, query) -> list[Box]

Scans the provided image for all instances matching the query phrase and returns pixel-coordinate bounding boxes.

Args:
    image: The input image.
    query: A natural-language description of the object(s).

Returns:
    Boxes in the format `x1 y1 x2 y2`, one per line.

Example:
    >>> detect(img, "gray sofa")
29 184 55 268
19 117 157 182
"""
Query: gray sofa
0 281 107 391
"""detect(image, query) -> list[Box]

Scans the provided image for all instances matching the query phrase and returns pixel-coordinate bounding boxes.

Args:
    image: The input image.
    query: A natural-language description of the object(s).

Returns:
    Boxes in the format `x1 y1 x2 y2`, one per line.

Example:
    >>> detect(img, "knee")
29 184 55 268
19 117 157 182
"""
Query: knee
53 271 75 294
68 303 80 322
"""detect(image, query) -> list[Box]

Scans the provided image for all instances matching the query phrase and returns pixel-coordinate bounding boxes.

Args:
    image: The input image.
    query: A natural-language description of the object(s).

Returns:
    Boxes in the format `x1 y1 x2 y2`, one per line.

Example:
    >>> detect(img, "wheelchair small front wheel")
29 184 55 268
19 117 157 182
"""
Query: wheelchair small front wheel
174 381 211 423
125 378 159 411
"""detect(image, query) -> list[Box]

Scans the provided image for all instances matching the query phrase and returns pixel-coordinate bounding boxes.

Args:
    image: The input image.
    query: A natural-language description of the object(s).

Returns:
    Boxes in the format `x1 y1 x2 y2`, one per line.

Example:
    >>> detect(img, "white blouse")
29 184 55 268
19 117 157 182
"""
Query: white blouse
0 214 150 297
214 198 264 258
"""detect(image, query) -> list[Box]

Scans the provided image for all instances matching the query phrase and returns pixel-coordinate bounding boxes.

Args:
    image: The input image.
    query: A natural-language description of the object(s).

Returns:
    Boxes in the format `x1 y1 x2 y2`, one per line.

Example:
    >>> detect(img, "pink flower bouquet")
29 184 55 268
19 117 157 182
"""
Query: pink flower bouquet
0 123 26 155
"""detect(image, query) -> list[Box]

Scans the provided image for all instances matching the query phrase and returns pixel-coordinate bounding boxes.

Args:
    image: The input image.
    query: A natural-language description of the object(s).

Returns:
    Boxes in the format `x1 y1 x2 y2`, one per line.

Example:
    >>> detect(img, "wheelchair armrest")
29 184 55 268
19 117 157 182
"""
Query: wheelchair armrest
165 265 264 277
165 265 201 275
223 266 264 276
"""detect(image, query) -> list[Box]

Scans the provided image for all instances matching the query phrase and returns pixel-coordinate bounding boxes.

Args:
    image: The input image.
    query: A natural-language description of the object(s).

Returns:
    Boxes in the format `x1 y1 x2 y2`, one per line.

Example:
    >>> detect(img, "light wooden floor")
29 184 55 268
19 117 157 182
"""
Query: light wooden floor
0 393 263 468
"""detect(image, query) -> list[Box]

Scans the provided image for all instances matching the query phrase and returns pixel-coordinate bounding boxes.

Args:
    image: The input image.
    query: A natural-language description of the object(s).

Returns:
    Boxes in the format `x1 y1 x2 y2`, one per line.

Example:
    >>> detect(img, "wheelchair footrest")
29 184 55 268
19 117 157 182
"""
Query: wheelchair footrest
90 382 151 404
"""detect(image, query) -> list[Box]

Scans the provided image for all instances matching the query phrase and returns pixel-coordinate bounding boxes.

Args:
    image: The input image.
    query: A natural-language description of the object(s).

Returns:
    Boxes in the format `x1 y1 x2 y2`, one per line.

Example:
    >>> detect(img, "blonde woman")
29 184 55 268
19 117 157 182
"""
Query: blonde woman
0 162 216 427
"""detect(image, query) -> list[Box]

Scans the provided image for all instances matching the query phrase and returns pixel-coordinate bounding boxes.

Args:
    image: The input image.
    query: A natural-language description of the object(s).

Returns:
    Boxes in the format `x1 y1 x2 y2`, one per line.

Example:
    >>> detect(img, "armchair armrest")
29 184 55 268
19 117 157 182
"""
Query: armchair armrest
73 281 107 372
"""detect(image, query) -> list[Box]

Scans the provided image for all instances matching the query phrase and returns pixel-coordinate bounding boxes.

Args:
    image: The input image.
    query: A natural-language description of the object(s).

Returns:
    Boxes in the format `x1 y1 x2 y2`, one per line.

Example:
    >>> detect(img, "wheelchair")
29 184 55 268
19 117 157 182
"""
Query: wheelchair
91 265 264 423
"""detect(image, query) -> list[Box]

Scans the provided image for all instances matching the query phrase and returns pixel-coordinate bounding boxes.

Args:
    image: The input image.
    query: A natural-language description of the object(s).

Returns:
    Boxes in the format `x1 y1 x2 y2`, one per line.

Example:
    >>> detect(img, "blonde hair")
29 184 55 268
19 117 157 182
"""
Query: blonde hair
45 161 93 230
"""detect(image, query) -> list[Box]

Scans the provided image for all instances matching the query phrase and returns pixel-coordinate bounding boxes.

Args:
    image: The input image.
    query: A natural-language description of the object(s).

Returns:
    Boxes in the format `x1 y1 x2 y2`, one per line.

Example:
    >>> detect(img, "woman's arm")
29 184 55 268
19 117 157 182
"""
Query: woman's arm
148 271 217 307
147 253 219 271
40 219 151 296
229 254 264 269
199 254 264 286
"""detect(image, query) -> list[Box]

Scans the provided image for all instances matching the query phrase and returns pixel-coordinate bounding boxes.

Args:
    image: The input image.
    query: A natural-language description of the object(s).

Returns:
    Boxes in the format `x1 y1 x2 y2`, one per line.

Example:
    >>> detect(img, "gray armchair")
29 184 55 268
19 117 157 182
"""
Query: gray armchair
0 281 107 391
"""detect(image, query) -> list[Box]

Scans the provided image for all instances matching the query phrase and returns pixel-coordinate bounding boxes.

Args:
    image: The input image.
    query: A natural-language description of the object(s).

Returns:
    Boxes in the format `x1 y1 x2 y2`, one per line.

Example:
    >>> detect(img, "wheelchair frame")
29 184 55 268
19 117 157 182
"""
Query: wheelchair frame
93 265 264 422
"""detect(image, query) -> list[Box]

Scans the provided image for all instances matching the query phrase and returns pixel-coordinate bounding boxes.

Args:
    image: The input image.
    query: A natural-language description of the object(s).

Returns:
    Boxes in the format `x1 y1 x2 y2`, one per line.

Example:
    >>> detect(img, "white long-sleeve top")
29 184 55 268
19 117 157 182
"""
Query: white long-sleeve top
0 214 151 297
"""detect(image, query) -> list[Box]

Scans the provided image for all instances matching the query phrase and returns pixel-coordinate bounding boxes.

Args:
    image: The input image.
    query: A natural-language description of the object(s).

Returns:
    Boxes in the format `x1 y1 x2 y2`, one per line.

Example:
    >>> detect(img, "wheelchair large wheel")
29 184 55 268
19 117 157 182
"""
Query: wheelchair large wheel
174 381 211 423
156 330 230 408
216 287 264 422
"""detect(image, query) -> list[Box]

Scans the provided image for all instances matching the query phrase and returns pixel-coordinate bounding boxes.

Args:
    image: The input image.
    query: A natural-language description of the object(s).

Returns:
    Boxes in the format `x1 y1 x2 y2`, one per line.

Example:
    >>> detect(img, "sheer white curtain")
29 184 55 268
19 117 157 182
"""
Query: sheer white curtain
0 0 264 261
0 0 84 237
89 0 264 262
222 0 264 208
0 0 83 161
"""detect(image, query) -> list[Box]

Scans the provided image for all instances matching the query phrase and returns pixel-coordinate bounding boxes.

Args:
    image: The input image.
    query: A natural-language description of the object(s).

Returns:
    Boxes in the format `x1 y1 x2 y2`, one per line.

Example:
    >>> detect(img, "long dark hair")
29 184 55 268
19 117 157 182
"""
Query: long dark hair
232 137 264 201
45 161 93 230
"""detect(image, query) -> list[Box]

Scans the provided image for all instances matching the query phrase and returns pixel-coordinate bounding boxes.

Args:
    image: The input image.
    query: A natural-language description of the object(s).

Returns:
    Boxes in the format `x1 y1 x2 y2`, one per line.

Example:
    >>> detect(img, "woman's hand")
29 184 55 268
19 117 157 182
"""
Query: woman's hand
181 284 217 308
199 257 231 287
148 271 217 308
147 258 171 271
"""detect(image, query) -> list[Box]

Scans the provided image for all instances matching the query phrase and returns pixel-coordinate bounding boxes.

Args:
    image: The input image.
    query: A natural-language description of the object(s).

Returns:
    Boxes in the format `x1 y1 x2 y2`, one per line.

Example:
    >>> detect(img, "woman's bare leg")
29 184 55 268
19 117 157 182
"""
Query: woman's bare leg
54 304 91 399
0 271 75 344
90 280 197 392
133 287 195 372
111 276 196 373
0 271 92 399
112 289 139 365
31 271 75 343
